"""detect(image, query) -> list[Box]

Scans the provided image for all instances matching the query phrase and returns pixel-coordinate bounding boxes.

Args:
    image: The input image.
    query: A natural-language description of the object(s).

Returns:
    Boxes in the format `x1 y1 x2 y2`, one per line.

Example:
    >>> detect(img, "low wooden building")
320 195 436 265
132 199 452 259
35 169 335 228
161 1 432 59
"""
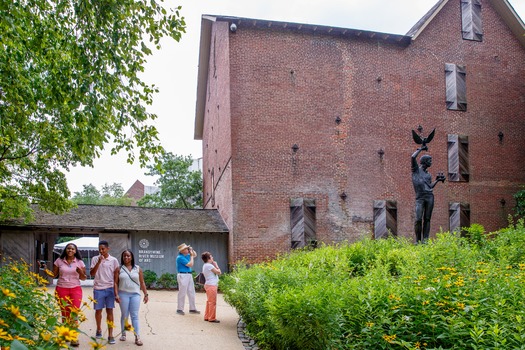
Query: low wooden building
0 205 229 278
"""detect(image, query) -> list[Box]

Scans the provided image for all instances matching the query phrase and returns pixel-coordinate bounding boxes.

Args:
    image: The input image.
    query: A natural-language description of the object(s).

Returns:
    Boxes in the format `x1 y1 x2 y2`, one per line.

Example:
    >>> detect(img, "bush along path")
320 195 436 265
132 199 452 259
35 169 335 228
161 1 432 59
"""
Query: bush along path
221 222 525 349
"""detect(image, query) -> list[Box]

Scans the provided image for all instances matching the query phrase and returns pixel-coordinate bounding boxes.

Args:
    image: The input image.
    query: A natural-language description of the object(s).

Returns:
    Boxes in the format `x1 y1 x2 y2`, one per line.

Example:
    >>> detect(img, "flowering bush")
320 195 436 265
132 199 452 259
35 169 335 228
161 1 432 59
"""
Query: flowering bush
0 259 130 350
222 221 525 349
0 259 77 349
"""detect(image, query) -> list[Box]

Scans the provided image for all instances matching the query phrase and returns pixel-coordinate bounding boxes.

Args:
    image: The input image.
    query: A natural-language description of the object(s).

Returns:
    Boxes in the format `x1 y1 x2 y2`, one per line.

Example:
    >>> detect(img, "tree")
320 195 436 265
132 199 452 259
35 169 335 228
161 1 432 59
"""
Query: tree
71 183 132 206
138 153 202 209
0 0 186 220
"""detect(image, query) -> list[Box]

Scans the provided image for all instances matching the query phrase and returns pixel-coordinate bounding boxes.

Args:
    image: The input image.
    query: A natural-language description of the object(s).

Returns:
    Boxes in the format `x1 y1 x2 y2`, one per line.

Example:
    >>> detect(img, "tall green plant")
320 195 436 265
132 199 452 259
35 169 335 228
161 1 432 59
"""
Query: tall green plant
222 226 525 349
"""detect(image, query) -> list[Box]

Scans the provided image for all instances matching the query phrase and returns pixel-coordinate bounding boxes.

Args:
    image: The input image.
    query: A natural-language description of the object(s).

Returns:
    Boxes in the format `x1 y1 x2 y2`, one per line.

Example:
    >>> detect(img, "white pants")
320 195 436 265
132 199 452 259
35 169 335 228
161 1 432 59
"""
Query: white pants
177 273 196 311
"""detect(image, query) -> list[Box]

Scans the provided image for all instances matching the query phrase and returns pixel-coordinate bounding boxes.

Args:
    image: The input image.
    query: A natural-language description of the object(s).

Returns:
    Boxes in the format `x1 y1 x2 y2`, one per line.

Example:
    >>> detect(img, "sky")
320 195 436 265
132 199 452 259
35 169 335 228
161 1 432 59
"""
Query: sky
65 0 525 195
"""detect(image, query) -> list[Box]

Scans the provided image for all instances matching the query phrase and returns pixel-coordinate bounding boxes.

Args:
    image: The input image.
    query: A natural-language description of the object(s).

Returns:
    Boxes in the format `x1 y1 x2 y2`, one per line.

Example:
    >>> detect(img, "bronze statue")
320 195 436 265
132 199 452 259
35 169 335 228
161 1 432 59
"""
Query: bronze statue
411 128 445 243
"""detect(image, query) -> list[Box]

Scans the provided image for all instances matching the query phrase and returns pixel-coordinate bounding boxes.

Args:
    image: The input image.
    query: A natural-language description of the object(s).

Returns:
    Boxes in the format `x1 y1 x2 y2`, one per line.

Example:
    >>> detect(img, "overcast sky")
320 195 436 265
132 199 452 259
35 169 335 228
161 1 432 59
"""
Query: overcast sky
65 0 525 195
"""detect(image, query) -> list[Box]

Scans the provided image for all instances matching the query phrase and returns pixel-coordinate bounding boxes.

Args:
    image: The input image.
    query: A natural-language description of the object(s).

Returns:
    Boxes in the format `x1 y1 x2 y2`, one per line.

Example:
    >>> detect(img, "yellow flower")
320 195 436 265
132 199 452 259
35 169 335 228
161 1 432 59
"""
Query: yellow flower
90 341 107 349
107 320 115 329
36 275 49 285
124 319 134 332
0 320 8 328
41 331 52 342
44 269 55 277
0 328 13 341
88 296 97 304
8 305 27 322
14 335 34 345
382 334 397 343
365 322 374 328
10 266 19 273
55 325 79 342
0 288 15 298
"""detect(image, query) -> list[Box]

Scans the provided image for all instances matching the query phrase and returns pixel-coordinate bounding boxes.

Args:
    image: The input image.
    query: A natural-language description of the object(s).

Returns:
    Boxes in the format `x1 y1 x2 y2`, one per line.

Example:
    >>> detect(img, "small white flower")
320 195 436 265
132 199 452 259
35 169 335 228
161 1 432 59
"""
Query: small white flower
424 287 436 292
403 316 411 322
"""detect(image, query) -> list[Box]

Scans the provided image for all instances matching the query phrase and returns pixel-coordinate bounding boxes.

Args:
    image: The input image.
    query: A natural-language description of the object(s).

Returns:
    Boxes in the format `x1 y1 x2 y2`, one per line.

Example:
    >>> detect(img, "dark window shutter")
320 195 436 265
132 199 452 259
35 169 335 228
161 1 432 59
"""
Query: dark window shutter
461 0 483 41
450 202 471 234
460 203 471 231
448 134 469 182
290 198 316 249
374 200 397 239
445 64 467 111
386 201 398 237
374 200 387 239
449 202 461 233
458 135 469 181
448 134 459 181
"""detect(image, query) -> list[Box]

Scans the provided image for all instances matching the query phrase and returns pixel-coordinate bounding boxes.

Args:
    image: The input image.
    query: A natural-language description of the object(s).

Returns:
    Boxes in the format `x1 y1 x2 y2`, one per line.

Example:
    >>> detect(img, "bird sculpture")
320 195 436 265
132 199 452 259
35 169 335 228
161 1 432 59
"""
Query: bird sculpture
412 128 435 149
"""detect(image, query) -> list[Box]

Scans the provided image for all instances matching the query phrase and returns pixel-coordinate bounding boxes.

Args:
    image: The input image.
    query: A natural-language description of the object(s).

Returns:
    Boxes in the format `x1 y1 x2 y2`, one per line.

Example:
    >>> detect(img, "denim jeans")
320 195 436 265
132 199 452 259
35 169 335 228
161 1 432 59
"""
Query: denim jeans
118 291 141 337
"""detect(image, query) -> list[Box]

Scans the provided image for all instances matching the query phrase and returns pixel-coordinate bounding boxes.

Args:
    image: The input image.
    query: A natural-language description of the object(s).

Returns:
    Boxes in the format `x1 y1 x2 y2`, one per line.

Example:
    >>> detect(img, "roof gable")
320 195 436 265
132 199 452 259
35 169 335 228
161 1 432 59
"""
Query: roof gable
407 0 525 48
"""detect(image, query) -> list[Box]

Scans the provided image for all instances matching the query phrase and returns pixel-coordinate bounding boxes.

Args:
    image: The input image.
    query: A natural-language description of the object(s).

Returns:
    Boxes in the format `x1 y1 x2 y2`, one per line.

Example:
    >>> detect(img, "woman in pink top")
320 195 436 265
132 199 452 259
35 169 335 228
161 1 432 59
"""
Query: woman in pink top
53 243 87 346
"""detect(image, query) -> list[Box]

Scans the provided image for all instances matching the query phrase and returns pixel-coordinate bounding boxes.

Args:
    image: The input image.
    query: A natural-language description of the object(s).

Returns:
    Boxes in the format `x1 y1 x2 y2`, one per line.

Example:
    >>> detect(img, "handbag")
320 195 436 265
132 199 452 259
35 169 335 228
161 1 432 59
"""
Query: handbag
195 272 206 285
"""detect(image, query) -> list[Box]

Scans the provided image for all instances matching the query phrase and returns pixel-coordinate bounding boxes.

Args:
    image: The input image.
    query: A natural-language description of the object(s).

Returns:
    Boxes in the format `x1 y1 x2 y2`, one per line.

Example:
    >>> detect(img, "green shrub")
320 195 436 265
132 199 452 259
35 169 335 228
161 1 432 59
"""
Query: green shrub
143 269 157 288
222 226 525 349
157 273 176 289
0 260 73 349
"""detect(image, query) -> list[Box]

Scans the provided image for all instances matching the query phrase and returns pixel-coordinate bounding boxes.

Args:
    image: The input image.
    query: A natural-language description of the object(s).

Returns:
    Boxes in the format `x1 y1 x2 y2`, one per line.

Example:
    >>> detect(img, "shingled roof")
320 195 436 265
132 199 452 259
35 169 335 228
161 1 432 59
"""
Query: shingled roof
1 205 229 233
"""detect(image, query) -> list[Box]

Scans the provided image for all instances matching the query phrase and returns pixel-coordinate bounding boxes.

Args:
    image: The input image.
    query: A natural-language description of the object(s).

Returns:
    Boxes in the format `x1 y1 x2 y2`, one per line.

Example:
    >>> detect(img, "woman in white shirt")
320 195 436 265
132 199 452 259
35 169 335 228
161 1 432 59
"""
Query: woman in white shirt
201 251 221 323
114 250 148 346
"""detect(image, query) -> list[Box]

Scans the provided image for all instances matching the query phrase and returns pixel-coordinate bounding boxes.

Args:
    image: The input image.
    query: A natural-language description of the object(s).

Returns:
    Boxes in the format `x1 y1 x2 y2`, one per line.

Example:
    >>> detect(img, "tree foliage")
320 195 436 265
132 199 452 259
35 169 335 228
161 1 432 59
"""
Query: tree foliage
138 153 202 209
71 182 132 206
0 0 186 220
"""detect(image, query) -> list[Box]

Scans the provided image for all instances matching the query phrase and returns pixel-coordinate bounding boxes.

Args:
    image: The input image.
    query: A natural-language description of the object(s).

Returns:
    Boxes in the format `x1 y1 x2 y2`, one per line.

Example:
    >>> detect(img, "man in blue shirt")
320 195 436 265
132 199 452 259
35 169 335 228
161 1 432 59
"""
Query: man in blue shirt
176 243 200 315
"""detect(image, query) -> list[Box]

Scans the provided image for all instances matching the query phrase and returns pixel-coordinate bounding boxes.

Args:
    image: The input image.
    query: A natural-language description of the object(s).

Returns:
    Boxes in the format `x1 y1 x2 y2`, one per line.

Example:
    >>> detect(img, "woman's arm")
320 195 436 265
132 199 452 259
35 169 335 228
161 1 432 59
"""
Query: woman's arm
138 268 149 304
114 268 120 303
211 261 221 275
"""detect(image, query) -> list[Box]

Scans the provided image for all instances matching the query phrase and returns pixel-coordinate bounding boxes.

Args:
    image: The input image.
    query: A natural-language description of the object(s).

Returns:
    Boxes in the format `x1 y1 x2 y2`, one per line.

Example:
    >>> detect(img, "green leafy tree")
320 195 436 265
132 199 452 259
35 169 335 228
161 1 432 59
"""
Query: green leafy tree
0 0 186 220
72 183 132 206
138 153 202 209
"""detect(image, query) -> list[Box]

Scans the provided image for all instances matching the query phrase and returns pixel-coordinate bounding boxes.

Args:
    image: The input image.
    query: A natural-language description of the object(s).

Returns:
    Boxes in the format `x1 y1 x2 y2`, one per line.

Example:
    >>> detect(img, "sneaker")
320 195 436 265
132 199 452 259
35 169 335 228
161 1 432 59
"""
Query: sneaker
108 337 116 344
189 309 201 314
209 319 220 323
176 309 185 315
96 331 102 339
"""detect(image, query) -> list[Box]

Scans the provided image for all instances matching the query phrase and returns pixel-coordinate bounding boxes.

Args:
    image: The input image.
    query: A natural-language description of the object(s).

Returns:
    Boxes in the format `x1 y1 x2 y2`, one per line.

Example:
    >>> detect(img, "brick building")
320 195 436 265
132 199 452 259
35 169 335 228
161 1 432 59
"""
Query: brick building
194 0 525 264
125 180 159 205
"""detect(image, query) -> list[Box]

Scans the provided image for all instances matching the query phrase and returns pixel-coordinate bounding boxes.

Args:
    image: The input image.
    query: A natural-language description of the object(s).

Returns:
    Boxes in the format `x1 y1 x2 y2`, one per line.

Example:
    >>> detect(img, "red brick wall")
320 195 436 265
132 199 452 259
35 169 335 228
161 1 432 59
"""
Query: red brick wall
203 0 525 264
201 22 236 262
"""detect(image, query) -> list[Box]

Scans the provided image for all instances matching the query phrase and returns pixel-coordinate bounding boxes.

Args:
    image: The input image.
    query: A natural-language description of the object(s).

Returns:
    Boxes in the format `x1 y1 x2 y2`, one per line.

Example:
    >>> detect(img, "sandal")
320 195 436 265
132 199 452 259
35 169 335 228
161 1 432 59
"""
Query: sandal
135 337 143 346
119 334 126 341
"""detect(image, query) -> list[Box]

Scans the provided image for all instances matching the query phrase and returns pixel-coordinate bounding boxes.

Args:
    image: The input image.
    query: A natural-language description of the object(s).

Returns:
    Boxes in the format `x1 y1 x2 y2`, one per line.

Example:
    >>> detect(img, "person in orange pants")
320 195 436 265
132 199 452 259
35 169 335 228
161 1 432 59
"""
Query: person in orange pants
201 252 221 323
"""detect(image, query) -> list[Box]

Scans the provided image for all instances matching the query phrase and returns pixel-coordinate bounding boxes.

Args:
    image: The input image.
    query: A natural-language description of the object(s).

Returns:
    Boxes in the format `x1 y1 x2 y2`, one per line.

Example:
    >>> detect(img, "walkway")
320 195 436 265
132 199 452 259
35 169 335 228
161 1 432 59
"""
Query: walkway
51 286 245 350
